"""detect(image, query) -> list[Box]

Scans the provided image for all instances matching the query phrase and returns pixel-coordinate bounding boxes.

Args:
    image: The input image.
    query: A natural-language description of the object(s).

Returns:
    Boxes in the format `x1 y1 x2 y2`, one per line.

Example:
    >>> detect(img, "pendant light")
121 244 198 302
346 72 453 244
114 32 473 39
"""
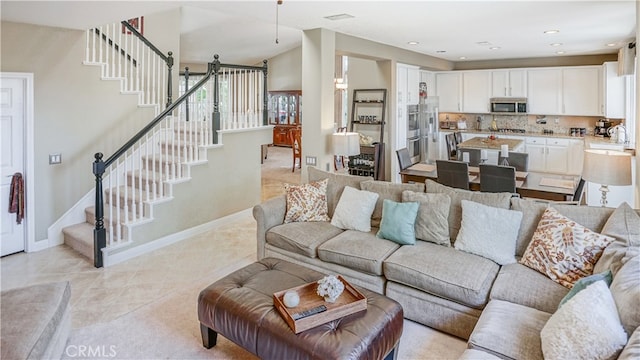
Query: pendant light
275 0 283 44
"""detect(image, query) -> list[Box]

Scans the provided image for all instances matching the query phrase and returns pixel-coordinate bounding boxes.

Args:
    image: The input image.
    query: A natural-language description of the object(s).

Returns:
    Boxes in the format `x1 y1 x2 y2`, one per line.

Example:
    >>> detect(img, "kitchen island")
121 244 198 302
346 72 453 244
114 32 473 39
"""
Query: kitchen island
457 136 524 151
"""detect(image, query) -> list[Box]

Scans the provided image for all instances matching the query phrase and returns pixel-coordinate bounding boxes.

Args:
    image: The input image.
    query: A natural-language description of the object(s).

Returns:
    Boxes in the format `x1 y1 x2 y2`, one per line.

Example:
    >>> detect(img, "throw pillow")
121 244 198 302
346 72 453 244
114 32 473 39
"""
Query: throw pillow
308 167 372 218
284 179 330 223
330 186 379 232
609 255 640 336
425 179 512 244
540 281 627 360
520 207 616 289
376 199 419 245
360 180 425 228
402 191 451 246
594 202 640 275
558 270 613 309
454 200 523 265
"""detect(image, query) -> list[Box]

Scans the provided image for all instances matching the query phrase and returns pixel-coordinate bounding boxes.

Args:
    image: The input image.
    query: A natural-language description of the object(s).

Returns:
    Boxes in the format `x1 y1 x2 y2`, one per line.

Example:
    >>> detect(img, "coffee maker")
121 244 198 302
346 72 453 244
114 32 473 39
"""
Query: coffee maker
595 119 612 137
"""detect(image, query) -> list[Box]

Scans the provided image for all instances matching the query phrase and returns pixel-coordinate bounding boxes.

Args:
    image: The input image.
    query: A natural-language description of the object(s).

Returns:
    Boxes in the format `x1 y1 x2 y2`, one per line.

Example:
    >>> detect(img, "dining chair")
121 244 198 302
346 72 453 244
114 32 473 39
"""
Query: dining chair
396 148 414 171
498 152 529 172
289 127 302 172
445 133 458 160
479 164 517 193
436 160 469 190
454 131 463 146
457 148 481 167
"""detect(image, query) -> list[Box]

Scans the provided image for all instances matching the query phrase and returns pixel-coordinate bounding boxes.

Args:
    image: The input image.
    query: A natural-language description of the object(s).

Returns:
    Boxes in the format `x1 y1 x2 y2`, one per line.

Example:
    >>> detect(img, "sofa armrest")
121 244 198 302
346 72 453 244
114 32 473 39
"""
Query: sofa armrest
253 195 286 259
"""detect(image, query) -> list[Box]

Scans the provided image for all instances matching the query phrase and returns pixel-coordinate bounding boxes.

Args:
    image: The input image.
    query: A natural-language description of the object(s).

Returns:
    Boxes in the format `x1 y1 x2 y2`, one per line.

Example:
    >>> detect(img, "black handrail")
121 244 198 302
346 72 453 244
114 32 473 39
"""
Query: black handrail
120 21 174 106
92 55 268 267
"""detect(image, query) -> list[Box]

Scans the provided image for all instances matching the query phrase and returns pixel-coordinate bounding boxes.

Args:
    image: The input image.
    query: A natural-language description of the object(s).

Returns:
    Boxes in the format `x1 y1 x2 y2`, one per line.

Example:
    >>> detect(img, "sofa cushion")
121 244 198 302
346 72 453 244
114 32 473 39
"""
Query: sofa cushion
360 180 424 228
376 199 419 245
318 230 400 276
425 179 512 243
468 299 550 360
459 349 502 360
284 179 330 223
519 206 615 288
401 190 451 246
594 202 640 275
541 281 627 360
490 263 569 314
266 221 343 258
308 167 372 217
610 254 640 336
619 326 640 360
1 281 71 360
510 197 614 257
330 186 379 232
384 241 499 308
455 200 522 265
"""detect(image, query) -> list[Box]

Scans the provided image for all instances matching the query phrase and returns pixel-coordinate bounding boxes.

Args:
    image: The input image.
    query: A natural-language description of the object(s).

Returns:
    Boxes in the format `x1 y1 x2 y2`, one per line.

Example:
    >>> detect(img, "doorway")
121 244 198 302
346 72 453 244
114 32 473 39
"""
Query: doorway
1 73 34 256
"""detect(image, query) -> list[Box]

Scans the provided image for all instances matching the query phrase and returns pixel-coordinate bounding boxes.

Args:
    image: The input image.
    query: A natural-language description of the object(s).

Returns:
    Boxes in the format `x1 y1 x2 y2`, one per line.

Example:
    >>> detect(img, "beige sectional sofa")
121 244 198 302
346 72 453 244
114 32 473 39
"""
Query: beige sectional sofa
253 167 639 359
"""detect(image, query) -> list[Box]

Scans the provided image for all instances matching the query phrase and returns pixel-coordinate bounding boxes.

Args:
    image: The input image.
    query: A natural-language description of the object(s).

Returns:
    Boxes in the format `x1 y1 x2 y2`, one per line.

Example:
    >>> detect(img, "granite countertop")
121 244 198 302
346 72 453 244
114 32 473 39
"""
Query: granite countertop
458 137 524 150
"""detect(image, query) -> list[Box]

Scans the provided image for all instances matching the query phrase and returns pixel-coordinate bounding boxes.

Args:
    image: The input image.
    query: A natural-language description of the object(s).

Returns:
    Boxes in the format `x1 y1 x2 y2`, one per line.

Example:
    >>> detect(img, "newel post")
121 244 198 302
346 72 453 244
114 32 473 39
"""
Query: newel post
212 55 221 144
166 51 174 108
92 153 106 268
262 59 268 126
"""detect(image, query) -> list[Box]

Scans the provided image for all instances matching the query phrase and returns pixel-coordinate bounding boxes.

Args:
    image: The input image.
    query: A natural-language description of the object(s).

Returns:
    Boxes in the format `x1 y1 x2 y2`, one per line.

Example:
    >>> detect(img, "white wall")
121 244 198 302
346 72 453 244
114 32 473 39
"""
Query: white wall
267 47 302 91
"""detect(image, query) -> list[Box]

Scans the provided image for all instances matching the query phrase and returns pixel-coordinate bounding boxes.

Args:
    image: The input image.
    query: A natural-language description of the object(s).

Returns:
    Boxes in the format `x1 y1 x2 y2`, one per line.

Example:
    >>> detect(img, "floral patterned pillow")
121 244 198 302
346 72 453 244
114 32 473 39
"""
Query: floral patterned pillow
284 179 330 223
520 206 615 289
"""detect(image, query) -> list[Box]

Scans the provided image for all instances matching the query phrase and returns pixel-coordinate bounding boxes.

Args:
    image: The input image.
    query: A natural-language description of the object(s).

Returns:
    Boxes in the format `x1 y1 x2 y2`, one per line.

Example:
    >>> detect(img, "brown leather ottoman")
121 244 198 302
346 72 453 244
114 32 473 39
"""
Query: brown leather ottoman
198 257 404 360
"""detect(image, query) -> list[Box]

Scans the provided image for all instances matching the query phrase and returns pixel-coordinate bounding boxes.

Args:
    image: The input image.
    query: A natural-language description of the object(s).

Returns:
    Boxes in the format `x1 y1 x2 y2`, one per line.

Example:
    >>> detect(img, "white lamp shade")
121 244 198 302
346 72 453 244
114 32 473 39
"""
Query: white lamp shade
582 149 632 186
332 132 360 156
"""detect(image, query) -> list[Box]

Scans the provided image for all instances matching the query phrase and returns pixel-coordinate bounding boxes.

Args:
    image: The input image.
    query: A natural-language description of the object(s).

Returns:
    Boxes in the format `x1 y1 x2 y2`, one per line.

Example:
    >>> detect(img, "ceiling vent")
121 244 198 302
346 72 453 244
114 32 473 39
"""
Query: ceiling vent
324 14 354 21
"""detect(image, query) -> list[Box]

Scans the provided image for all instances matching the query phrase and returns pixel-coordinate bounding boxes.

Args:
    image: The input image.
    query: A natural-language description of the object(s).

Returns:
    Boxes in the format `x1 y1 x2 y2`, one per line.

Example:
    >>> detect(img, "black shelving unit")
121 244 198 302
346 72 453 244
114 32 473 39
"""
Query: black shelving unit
349 89 387 180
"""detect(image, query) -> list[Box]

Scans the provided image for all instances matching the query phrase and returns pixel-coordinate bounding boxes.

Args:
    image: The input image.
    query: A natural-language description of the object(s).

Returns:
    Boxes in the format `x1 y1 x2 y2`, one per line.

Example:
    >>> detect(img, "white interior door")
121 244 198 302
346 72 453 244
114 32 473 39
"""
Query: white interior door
1 75 26 256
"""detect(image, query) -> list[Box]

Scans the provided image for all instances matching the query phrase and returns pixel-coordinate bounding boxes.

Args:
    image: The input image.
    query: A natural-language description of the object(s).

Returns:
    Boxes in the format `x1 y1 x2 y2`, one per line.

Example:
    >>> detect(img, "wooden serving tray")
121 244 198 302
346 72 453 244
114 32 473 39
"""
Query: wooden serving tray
273 276 367 334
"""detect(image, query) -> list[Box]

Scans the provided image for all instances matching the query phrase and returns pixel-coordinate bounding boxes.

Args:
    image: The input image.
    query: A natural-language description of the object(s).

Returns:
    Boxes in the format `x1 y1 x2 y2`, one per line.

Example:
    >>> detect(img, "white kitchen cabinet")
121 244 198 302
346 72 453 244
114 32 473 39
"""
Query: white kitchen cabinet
491 69 527 97
462 71 491 113
435 72 462 112
407 66 420 105
527 69 562 115
566 139 584 175
562 66 601 116
602 61 626 118
525 137 568 173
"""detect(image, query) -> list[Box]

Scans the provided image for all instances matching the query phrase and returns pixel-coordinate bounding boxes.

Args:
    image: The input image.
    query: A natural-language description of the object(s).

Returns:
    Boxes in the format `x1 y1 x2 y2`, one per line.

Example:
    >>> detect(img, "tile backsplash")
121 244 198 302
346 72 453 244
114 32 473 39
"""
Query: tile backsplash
439 113 622 136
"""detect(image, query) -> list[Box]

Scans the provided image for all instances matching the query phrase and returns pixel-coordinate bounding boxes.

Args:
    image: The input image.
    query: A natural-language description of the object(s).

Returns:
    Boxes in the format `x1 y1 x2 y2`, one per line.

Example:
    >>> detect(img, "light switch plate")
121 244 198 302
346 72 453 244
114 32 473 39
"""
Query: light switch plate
305 156 317 166
49 153 62 164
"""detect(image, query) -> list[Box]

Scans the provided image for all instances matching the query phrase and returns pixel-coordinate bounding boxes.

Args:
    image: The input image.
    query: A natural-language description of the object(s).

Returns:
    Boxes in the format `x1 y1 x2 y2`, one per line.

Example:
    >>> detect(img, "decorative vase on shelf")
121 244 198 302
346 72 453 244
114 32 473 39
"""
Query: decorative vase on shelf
316 275 345 303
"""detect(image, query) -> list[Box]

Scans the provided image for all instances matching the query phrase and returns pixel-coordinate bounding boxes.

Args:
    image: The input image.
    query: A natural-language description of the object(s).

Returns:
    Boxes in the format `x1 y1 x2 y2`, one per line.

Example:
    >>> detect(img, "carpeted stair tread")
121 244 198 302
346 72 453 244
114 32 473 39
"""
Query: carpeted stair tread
62 223 96 261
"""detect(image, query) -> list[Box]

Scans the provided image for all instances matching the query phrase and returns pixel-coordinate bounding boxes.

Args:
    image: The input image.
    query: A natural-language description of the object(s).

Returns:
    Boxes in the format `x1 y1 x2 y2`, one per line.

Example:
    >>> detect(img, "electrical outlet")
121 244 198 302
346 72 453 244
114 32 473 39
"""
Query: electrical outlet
305 156 317 166
49 153 62 164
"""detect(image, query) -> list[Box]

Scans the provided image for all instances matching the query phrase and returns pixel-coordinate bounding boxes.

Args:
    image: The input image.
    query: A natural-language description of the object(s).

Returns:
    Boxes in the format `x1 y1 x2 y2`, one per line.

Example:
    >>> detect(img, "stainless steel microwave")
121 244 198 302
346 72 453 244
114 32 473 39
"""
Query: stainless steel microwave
490 97 528 114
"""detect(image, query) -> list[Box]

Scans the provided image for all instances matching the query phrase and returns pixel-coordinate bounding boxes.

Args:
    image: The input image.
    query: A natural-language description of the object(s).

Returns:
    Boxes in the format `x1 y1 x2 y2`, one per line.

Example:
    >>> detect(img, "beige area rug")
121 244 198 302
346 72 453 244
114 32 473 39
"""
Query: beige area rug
63 259 466 359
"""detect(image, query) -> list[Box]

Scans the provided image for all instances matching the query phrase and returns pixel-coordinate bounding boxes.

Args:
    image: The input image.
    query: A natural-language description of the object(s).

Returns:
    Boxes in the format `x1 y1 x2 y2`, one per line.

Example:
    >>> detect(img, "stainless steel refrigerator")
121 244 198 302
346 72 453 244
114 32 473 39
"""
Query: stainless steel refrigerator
419 96 439 164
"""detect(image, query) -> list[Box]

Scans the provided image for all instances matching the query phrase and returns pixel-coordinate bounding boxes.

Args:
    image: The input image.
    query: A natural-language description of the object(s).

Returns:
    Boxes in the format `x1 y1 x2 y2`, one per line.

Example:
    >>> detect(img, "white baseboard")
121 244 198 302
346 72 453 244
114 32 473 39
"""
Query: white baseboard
103 208 253 267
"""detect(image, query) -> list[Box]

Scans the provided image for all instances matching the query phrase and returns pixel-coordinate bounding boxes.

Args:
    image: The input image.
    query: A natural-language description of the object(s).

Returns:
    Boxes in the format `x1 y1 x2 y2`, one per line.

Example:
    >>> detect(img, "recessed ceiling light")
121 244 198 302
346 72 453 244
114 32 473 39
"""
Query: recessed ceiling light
476 41 492 46
459 56 467 60
556 51 566 55
606 43 617 47
407 41 419 45
436 50 447 53
550 43 562 47
544 29 560 34
324 13 354 21
489 47 500 50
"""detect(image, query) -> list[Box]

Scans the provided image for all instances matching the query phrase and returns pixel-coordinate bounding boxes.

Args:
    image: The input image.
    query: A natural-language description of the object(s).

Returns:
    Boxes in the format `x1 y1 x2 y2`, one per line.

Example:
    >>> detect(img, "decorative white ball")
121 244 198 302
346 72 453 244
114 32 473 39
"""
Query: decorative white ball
283 290 300 308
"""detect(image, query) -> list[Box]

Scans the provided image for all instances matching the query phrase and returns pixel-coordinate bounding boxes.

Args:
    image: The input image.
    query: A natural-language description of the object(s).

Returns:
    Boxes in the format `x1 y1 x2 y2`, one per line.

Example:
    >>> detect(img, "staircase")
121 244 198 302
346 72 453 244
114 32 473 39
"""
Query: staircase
60 19 268 266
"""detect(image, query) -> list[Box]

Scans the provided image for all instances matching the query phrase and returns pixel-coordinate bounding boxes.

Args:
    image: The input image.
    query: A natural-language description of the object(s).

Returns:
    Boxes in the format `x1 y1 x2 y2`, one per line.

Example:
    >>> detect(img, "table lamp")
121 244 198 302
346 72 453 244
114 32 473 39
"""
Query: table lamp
582 149 632 207
332 132 360 172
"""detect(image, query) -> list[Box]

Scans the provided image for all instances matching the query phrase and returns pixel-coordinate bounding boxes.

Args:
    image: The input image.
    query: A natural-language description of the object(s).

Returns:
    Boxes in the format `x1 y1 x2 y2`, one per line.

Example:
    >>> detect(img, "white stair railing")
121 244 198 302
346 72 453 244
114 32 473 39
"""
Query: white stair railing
84 21 173 111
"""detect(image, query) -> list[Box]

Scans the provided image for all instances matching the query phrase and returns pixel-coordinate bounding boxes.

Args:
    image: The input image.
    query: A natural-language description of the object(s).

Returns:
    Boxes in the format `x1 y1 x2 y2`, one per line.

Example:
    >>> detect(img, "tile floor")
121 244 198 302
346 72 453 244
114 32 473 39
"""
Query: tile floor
0 145 299 329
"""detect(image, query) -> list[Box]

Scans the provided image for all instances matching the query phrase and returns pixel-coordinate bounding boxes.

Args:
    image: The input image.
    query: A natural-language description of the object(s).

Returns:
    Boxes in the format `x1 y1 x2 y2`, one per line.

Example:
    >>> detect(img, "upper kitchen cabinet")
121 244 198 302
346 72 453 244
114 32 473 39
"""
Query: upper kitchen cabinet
562 66 601 116
420 70 436 99
527 68 562 115
397 64 420 105
462 71 491 113
491 69 527 97
602 61 625 118
435 72 462 112
528 66 601 116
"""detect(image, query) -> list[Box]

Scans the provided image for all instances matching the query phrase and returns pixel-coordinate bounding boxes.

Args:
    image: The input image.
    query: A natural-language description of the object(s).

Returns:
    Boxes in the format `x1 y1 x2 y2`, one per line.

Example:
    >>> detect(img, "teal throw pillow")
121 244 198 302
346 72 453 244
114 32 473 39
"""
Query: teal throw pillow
558 270 613 309
376 199 419 245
